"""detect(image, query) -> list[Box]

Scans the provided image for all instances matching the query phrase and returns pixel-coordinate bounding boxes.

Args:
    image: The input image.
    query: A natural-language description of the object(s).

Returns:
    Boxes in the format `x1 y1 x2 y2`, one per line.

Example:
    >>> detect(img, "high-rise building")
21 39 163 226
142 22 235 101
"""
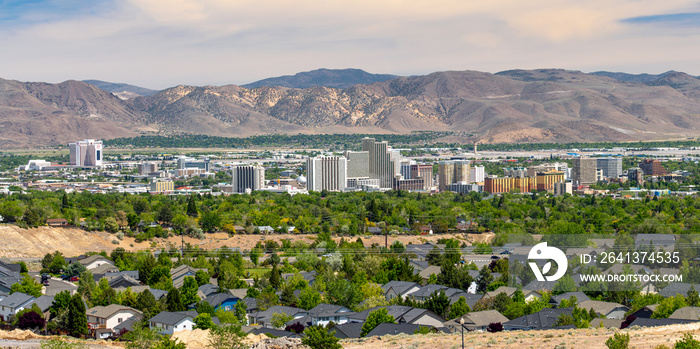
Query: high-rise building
344 151 369 178
392 175 425 191
410 164 433 190
307 156 347 192
69 139 103 167
504 167 528 178
150 180 174 193
138 162 158 175
573 157 597 186
438 160 470 191
627 167 645 184
362 138 398 189
553 181 573 196
400 160 416 179
470 166 485 183
597 158 622 178
177 157 210 171
231 165 265 193
639 160 666 176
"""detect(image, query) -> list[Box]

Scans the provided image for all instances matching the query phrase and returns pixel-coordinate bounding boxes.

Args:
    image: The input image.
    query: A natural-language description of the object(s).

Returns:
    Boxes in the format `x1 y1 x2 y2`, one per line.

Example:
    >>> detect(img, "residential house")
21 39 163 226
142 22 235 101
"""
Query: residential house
410 284 448 302
444 310 509 332
349 306 445 328
198 284 219 299
409 260 430 272
381 281 421 301
0 292 35 321
503 308 574 331
549 292 591 308
577 300 629 319
628 317 698 328
46 218 69 227
87 304 142 338
248 306 308 328
418 265 442 284
308 303 354 326
33 295 55 320
256 226 275 234
635 234 676 251
171 265 206 289
630 304 658 319
78 255 114 270
108 275 141 289
669 307 700 321
659 283 700 298
485 287 540 302
240 297 258 314
330 322 364 339
90 263 119 276
149 311 196 335
365 323 431 337
200 293 241 311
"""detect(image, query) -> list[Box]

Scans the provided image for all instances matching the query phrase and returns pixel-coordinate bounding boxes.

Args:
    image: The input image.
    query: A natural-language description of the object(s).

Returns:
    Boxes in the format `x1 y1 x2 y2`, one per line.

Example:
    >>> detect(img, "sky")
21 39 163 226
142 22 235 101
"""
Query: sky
1 0 700 89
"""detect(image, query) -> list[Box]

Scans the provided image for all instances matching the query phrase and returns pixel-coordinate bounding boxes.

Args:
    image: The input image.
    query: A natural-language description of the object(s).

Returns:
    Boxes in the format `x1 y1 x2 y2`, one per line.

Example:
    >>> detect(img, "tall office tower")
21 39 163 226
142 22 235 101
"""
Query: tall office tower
177 156 210 171
573 157 597 186
454 160 470 183
627 167 645 184
470 166 485 183
639 159 666 176
597 158 622 178
438 160 471 192
138 162 158 175
69 139 103 167
231 165 265 193
362 137 397 189
344 151 369 178
400 160 416 179
410 164 433 190
306 156 347 192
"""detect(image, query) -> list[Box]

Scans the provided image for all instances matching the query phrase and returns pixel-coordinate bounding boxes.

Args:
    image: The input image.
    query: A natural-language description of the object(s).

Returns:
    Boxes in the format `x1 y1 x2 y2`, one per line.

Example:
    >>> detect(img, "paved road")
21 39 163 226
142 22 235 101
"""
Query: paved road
31 274 77 296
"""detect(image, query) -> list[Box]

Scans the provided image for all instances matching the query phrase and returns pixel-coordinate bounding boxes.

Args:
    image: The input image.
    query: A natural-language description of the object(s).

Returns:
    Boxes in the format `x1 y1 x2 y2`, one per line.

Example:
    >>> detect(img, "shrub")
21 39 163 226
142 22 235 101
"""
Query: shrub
487 322 503 333
302 326 342 349
675 332 700 349
606 332 630 349
17 311 45 329
285 322 305 334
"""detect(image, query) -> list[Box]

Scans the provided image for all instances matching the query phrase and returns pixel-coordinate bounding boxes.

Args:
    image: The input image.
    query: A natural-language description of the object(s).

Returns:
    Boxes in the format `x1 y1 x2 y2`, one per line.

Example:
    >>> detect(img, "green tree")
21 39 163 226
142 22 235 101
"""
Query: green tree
652 295 687 319
269 264 281 289
298 287 322 310
166 287 185 312
104 217 120 233
186 195 198 217
193 313 215 330
249 248 262 267
687 286 700 307
195 270 210 286
476 265 493 294
302 325 342 349
123 323 160 349
67 294 88 337
151 336 186 349
11 275 42 297
50 291 72 317
208 324 246 349
361 308 396 337
424 290 450 318
180 276 200 307
271 312 294 328
448 296 471 320
136 290 161 320
199 210 221 233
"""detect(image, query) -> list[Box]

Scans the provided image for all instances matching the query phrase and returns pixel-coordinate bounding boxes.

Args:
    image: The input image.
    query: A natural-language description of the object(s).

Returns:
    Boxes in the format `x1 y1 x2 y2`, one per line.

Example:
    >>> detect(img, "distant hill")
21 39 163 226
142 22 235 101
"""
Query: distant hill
83 80 159 99
3 68 700 147
590 70 700 83
242 68 397 89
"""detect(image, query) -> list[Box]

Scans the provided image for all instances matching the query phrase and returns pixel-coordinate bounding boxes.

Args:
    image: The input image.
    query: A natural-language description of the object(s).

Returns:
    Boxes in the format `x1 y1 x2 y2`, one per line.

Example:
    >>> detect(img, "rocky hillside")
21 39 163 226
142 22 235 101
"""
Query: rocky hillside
3 69 700 147
83 80 159 99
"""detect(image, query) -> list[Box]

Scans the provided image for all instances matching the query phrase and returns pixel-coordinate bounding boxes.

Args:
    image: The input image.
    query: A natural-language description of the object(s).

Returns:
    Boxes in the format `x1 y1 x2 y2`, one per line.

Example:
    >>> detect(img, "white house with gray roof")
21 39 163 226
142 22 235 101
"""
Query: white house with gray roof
87 304 142 336
248 306 308 328
0 292 35 321
381 281 421 300
149 311 196 335
308 303 353 326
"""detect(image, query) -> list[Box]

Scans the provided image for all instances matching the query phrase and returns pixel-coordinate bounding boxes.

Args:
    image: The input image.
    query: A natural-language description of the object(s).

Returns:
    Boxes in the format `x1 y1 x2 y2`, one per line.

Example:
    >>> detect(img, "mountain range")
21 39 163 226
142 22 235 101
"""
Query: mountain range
2 68 700 148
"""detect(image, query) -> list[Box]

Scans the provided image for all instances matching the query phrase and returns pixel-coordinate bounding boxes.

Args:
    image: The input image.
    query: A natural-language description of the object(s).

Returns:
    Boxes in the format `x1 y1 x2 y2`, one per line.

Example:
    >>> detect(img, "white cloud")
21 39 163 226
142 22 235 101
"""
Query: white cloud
1 0 700 88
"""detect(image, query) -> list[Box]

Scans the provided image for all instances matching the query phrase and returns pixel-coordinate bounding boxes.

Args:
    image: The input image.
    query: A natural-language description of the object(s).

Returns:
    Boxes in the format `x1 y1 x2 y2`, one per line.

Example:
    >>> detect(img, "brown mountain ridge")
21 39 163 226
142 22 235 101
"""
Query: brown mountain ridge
2 69 700 148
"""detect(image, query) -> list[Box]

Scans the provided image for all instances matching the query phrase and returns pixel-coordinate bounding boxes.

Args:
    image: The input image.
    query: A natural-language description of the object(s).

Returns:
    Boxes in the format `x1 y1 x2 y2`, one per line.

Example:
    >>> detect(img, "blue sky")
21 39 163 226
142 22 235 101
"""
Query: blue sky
1 0 700 89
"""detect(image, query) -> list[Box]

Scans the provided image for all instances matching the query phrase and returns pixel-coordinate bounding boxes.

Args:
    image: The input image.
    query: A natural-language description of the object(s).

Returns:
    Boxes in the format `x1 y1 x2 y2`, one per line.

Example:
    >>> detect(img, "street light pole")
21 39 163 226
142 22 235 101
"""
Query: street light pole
460 317 464 349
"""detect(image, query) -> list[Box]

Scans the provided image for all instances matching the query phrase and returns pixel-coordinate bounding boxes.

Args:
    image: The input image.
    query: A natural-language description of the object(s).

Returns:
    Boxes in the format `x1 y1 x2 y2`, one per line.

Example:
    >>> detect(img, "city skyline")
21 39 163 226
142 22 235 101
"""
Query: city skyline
1 1 700 88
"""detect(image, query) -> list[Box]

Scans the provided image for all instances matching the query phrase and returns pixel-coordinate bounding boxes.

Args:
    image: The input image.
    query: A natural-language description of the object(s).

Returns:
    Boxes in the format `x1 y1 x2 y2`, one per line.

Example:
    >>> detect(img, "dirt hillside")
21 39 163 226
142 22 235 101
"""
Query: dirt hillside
0 225 494 258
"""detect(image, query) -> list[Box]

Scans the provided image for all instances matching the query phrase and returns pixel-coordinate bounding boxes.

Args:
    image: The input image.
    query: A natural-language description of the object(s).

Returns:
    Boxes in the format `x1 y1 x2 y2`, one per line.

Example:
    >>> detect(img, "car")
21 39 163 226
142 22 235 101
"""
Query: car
490 255 500 260
42 280 50 286
60 275 69 280
69 276 79 282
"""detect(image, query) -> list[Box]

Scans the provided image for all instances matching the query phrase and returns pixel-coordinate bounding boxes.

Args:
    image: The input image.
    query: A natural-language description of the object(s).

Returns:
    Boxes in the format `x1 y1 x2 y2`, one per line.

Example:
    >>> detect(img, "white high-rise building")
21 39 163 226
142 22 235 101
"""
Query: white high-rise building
231 165 265 193
470 166 485 183
307 156 347 192
400 160 416 179
69 139 103 167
